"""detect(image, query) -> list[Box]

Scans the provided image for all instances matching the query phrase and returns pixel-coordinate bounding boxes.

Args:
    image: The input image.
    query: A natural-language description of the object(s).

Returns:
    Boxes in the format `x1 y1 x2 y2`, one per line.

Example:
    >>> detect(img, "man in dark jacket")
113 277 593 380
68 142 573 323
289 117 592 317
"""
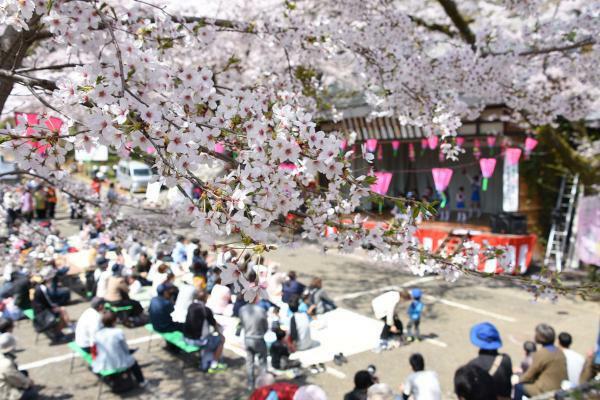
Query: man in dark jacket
467 322 513 400
183 289 226 372
281 271 305 304
148 284 182 333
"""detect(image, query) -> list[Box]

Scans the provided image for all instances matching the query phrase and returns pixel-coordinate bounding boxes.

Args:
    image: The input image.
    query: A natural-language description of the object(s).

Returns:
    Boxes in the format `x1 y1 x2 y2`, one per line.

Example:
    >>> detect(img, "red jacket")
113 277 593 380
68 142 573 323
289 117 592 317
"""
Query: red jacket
249 383 298 400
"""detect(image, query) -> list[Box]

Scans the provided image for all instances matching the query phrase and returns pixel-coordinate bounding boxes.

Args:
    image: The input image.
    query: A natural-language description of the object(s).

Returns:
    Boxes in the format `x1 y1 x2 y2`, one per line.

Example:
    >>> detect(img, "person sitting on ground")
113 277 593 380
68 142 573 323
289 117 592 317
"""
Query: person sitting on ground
406 288 424 341
344 370 375 400
171 235 188 266
270 328 302 371
92 312 146 387
372 289 410 350
289 296 319 352
579 330 600 384
134 252 152 286
514 323 568 400
75 297 105 353
519 341 537 374
31 267 70 341
401 353 441 400
206 275 233 316
8 272 32 320
183 289 227 373
149 264 171 295
454 364 496 400
94 256 111 298
249 372 299 400
149 284 183 333
295 385 328 400
558 331 585 388
467 322 512 400
282 271 305 304
0 333 36 400
307 277 336 316
367 383 397 400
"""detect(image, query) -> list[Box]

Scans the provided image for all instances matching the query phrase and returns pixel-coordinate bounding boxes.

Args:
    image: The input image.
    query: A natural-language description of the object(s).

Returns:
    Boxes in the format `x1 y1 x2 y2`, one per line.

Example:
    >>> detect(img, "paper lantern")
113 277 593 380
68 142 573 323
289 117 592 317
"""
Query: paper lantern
427 135 438 150
479 158 497 191
366 139 378 153
392 140 400 157
431 168 453 208
456 137 465 148
524 137 538 159
473 138 481 160
438 149 445 162
370 171 393 214
505 148 522 166
214 142 225 154
486 136 496 147
377 144 383 160
408 143 416 162
420 138 428 155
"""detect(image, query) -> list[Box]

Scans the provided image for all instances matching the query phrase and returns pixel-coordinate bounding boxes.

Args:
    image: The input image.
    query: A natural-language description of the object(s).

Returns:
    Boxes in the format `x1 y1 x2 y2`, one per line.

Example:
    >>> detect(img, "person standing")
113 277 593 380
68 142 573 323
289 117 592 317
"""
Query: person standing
372 290 410 350
406 289 424 341
467 322 512 400
91 176 102 199
558 332 585 388
20 188 33 223
106 183 118 205
514 324 568 400
0 333 36 400
401 353 442 400
239 297 269 390
455 187 467 223
45 186 57 219
33 187 47 220
3 190 19 231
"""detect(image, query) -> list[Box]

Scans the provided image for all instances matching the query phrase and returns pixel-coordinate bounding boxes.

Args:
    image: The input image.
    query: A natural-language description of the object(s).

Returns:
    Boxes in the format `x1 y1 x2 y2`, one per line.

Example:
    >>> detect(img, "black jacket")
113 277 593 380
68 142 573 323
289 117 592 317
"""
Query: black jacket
32 285 54 314
183 301 216 340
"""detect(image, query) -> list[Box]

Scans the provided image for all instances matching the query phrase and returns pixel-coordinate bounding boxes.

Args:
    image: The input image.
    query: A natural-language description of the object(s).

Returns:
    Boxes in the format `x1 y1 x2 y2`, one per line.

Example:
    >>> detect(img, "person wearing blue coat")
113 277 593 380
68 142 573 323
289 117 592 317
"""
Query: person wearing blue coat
407 289 424 341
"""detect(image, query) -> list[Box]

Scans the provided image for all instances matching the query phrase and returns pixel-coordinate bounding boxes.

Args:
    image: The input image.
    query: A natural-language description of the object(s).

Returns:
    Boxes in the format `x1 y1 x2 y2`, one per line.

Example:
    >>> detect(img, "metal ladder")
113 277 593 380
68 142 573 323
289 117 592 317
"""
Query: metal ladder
544 174 580 271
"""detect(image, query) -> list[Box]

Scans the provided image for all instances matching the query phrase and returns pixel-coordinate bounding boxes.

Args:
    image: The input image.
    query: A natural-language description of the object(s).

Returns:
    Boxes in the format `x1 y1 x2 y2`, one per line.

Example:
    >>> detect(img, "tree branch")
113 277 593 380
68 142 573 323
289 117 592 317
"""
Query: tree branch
0 68 58 91
436 0 476 49
408 15 455 38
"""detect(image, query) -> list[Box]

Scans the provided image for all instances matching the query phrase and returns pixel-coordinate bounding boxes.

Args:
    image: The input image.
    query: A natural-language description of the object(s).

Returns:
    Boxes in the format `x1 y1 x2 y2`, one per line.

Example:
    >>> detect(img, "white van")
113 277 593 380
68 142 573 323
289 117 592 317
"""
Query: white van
116 160 153 192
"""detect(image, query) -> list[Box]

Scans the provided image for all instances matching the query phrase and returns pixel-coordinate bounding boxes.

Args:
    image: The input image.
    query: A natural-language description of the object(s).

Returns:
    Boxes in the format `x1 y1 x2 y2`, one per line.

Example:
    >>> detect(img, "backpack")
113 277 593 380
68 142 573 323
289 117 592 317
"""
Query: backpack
104 370 137 393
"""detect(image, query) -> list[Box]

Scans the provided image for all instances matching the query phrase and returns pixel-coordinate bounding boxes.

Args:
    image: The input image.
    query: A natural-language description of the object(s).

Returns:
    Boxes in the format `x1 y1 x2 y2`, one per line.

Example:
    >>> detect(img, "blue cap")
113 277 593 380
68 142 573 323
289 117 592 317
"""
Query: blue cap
470 322 502 350
411 288 422 299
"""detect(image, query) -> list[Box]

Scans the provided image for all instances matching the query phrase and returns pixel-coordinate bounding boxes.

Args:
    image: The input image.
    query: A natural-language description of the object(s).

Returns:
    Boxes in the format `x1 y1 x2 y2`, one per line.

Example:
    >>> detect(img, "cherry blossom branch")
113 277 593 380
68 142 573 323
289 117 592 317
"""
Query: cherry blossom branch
15 63 83 73
436 0 476 49
0 68 58 91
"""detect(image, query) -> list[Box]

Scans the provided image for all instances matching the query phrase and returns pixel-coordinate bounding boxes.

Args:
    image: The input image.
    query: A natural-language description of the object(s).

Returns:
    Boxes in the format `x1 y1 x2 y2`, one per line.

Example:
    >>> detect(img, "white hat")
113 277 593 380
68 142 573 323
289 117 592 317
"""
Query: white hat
293 385 328 400
0 333 17 354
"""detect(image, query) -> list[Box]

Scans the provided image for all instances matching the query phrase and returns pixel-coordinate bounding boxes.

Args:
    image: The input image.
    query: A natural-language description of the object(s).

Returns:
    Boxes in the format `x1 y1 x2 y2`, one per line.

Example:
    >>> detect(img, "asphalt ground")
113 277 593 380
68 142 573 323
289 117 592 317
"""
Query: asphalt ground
9 193 600 400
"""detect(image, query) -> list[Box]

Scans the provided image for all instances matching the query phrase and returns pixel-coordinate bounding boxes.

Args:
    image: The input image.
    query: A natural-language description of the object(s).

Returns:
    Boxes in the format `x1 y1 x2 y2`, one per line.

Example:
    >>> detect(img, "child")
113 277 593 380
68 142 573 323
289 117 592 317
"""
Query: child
406 288 424 341
270 328 302 370
455 186 467 223
469 174 482 218
520 341 537 374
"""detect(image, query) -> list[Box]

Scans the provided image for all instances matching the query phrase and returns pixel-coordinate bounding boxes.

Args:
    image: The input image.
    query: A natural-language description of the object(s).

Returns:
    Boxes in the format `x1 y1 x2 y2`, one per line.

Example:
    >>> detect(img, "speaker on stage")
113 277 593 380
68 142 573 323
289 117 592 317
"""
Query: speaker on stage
490 212 527 235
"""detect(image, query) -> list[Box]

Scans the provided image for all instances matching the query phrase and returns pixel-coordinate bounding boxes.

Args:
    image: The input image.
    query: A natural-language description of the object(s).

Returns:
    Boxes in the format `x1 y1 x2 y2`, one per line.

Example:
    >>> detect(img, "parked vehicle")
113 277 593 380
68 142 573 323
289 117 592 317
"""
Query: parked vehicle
0 155 17 180
116 160 152 192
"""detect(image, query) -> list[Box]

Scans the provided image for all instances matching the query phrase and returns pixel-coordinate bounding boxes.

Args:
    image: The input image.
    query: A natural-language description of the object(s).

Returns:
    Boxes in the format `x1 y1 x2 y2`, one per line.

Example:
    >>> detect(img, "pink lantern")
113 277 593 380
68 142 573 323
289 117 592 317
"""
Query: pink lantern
391 140 400 157
524 137 538 159
370 171 393 214
14 112 63 155
431 168 453 208
473 138 482 160
377 144 383 160
438 149 445 162
505 148 522 166
366 139 378 153
340 139 348 151
486 136 496 147
479 158 497 191
408 143 416 162
278 162 296 171
420 138 428 149
427 135 438 150
214 142 225 154
456 137 465 148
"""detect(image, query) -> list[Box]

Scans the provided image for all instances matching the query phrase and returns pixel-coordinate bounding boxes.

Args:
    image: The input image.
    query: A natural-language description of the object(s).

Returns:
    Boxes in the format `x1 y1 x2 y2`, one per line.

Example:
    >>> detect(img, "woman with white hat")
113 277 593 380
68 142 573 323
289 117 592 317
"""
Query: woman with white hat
0 333 36 400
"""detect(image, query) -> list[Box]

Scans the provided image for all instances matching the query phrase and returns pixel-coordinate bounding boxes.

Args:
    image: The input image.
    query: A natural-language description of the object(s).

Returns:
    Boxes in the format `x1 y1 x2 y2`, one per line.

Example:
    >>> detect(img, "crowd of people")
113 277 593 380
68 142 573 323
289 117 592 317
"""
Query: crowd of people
0 181 598 400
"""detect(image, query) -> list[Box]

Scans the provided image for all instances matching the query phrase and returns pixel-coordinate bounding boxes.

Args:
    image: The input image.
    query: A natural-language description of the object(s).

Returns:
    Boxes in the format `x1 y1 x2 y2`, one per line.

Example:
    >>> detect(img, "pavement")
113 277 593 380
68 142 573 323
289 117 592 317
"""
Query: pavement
9 195 600 400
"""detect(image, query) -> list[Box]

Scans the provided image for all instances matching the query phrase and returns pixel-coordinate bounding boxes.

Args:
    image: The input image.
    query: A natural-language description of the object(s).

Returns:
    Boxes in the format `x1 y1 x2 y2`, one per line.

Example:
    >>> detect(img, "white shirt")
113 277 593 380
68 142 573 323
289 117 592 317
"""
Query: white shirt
563 348 585 387
403 370 442 400
95 270 112 298
75 308 102 348
372 291 400 325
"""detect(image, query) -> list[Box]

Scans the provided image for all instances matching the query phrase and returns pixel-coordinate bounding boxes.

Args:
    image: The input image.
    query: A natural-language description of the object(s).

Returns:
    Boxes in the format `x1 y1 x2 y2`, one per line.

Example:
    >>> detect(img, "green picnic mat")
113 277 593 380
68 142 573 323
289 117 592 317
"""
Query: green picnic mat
23 309 34 320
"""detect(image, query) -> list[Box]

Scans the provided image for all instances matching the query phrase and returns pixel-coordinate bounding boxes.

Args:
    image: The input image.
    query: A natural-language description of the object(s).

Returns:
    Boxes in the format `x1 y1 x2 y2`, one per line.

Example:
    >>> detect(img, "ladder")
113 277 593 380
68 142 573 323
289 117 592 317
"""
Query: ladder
544 174 580 272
